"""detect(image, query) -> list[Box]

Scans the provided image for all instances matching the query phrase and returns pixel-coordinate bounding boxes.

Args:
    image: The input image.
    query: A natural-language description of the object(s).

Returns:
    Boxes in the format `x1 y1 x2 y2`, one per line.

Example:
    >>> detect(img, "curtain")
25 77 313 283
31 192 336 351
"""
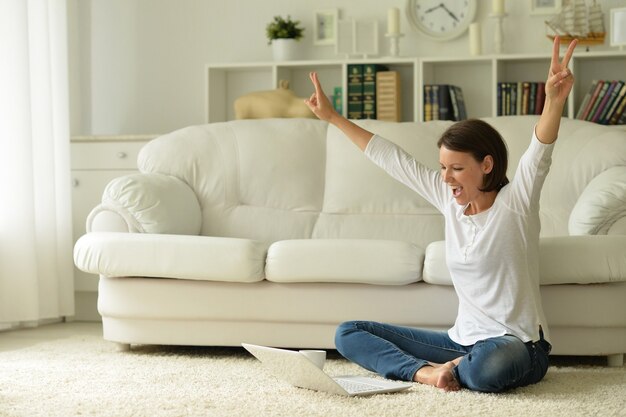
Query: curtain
0 0 74 328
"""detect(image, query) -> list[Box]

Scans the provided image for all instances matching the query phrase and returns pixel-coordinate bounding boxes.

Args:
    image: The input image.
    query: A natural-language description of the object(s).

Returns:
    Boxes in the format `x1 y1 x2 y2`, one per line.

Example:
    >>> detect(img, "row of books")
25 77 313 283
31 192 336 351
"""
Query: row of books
497 82 545 116
423 84 467 121
347 64 388 120
576 80 626 125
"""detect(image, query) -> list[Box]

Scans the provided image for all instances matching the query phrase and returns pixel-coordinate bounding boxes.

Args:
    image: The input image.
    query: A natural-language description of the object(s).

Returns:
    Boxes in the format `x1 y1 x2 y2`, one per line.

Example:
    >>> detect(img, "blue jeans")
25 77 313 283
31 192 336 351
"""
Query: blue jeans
335 321 551 393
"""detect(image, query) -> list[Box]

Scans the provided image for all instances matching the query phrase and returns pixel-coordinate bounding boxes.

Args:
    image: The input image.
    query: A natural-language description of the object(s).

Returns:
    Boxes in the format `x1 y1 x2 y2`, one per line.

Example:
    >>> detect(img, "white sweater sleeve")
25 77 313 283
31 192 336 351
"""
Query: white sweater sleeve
364 134 449 213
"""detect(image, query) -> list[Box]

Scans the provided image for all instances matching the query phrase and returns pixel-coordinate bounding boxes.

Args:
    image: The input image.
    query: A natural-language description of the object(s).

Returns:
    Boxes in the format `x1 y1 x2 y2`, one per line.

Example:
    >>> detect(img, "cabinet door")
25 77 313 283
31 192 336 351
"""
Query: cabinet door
71 169 136 291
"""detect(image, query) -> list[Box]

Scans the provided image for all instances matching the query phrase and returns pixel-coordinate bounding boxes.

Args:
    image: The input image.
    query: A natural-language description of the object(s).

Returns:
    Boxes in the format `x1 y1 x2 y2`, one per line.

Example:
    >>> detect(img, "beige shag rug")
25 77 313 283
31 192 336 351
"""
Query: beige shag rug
0 335 624 417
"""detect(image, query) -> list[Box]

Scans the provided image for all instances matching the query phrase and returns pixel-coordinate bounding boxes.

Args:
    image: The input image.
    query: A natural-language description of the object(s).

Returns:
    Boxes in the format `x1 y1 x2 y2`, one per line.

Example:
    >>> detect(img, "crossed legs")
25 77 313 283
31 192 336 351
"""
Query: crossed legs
335 321 550 393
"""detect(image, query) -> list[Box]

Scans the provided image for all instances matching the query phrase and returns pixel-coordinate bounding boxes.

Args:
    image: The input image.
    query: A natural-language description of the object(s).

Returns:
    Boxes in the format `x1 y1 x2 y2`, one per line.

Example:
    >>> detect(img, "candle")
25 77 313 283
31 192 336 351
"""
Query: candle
492 0 505 15
388 7 400 34
469 22 482 55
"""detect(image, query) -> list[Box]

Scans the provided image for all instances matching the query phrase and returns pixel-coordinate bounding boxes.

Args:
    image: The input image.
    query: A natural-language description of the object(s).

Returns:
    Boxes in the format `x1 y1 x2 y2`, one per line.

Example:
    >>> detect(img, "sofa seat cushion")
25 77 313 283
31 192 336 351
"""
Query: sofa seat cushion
74 232 268 283
423 235 626 285
265 239 424 285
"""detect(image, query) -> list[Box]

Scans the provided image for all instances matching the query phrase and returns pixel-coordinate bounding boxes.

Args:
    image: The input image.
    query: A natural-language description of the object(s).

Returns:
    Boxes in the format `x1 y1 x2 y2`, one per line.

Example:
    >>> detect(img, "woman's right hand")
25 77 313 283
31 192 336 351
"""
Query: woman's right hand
304 72 338 123
305 71 374 151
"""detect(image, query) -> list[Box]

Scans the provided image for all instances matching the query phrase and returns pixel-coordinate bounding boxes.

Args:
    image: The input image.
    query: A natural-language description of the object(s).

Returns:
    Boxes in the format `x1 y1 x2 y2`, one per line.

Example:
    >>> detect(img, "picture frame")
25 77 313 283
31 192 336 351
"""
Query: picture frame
610 7 626 48
529 0 561 15
335 19 379 58
314 9 338 46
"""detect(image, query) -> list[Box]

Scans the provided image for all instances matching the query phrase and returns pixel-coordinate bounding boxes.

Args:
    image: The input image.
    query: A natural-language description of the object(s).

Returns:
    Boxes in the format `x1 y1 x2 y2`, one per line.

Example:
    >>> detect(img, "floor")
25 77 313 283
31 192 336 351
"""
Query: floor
0 321 102 352
0 322 619 368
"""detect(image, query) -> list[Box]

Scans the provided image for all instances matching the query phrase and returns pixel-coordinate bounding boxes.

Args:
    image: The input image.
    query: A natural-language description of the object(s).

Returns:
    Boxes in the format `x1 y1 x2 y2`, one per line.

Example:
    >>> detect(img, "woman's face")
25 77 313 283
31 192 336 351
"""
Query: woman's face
439 146 493 206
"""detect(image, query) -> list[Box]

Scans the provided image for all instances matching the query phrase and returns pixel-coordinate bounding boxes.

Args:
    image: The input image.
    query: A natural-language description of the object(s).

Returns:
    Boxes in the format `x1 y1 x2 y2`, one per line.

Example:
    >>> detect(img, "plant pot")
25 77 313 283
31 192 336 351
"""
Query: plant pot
271 39 301 61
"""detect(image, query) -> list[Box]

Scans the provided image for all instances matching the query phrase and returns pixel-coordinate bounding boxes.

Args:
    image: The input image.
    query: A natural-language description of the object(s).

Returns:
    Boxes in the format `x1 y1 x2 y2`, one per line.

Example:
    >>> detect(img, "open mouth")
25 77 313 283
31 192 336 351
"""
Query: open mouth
451 186 463 198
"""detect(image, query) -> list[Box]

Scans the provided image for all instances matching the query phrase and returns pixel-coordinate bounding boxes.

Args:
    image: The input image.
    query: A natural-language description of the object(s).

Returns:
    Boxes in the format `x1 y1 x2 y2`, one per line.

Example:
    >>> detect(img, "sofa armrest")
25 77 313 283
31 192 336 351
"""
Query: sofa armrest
86 173 202 235
569 166 626 235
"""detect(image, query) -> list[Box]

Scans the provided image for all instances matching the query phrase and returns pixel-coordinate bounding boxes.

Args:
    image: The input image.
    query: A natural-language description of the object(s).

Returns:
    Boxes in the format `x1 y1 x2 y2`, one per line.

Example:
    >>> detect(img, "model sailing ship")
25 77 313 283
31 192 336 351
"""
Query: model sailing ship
546 0 605 45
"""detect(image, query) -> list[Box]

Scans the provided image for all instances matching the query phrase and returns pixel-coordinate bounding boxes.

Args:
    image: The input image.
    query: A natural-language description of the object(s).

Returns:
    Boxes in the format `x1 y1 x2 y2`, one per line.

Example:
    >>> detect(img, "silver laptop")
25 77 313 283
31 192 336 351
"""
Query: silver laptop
242 343 412 396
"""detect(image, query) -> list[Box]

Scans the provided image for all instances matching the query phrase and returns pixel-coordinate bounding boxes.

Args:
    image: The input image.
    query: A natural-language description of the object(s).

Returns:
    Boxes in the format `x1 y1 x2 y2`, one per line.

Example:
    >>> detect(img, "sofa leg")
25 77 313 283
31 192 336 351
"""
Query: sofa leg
115 342 131 352
607 353 624 367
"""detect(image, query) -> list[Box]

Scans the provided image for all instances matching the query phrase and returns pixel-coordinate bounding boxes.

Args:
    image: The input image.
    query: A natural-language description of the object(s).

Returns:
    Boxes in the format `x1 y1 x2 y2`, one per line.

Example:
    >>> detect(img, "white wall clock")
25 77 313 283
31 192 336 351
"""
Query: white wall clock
406 0 477 41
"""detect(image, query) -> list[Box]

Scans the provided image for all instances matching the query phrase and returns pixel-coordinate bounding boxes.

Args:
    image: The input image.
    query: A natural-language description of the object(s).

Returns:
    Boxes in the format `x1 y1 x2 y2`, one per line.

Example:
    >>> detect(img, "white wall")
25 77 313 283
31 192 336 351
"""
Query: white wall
68 0 626 135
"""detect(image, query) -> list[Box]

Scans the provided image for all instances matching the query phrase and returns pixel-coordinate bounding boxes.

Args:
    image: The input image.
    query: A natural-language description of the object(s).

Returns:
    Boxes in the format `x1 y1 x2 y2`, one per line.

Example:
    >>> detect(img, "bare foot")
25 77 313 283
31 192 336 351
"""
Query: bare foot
413 361 461 392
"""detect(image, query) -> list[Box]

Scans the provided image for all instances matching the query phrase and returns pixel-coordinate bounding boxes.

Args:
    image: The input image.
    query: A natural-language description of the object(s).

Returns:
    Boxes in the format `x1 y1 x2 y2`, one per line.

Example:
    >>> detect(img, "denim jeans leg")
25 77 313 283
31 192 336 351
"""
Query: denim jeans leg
335 321 467 381
455 334 549 393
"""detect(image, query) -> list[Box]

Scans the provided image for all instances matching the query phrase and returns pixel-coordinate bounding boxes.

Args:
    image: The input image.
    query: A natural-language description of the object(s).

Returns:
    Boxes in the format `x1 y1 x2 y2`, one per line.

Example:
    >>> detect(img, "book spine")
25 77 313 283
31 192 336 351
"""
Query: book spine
438 85 453 120
376 71 401 122
521 82 530 115
576 80 597 119
534 81 546 114
602 82 626 124
581 80 605 120
609 93 626 124
597 81 623 124
424 85 433 121
497 83 503 116
591 80 617 123
431 85 440 120
347 64 364 119
528 82 537 115
332 86 343 115
586 81 609 121
452 85 467 120
362 64 376 119
449 85 460 121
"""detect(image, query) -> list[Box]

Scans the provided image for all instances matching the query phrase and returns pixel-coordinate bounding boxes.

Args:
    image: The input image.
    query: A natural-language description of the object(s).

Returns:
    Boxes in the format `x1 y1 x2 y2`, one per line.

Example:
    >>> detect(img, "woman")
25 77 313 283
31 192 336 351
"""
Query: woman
303 36 577 393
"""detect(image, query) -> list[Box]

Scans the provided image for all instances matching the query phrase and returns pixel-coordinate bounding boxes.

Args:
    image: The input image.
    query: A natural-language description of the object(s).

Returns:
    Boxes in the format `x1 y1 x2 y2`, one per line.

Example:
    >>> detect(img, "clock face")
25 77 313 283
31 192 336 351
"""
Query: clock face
407 0 477 41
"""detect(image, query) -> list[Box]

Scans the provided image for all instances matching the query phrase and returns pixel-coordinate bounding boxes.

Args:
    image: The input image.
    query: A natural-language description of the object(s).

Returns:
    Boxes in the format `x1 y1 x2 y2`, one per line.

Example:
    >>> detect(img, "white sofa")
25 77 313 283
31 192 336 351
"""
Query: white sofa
74 116 626 365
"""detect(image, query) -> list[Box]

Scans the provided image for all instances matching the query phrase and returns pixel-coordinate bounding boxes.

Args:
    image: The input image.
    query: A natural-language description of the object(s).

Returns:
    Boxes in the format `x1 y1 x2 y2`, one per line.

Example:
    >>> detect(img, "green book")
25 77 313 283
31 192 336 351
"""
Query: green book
347 64 364 119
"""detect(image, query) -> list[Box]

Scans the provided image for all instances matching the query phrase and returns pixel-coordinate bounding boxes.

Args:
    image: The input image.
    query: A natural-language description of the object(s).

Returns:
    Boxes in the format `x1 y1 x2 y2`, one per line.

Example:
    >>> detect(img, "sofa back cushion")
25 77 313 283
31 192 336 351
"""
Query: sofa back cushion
137 116 623 245
313 120 448 248
138 119 328 242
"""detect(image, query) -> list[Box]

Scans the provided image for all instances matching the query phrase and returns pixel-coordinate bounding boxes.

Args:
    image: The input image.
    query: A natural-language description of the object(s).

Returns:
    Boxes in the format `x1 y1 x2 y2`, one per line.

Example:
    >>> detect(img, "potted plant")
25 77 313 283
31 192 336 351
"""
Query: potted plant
266 15 304 61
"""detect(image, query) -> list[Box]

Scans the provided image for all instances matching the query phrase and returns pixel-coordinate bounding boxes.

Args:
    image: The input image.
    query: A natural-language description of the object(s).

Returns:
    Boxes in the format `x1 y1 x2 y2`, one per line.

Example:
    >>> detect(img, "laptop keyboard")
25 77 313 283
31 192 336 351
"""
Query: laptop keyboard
335 378 385 394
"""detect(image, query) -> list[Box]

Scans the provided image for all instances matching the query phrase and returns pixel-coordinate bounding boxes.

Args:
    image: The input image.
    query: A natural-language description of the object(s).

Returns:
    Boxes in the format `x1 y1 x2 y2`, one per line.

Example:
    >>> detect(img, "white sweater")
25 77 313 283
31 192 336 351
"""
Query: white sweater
365 131 554 345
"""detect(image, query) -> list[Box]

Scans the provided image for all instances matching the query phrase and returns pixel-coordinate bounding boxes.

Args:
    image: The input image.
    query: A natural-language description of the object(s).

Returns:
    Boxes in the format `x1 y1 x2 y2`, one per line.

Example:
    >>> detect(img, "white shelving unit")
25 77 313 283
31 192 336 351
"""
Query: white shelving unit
206 51 626 124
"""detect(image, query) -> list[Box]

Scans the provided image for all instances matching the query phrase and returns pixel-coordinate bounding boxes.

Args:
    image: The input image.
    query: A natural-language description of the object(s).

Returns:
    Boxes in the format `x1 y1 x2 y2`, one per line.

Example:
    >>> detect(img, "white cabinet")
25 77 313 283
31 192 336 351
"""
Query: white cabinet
206 51 626 123
70 135 155 320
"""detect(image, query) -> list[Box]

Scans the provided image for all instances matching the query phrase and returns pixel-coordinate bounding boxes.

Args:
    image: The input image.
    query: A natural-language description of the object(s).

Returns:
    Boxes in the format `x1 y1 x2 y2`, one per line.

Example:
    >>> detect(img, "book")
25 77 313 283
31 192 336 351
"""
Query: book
362 64 388 119
347 64 364 119
590 80 618 123
601 82 626 124
580 80 605 120
376 71 402 122
534 82 545 115
424 85 433 121
450 85 467 120
597 81 624 124
528 82 537 115
586 81 609 121
431 85 440 120
521 82 530 115
332 86 343 114
576 80 598 119
438 85 453 120
608 92 626 125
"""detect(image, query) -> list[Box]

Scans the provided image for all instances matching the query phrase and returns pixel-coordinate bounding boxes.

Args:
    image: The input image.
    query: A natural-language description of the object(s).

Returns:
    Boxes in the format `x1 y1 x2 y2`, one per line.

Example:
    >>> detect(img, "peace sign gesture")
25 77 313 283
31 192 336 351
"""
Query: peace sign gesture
545 36 577 104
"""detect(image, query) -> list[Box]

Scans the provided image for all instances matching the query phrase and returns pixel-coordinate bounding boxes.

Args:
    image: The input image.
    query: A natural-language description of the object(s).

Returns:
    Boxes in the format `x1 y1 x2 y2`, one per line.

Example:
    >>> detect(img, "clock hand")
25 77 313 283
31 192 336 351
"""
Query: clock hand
440 4 460 22
424 3 444 13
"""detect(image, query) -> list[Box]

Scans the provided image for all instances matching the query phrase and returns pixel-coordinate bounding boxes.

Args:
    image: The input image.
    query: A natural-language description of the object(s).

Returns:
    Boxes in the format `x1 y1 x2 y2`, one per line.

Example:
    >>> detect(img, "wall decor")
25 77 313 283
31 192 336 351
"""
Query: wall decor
406 0 477 41
530 0 561 15
610 7 626 50
314 9 338 46
336 19 379 58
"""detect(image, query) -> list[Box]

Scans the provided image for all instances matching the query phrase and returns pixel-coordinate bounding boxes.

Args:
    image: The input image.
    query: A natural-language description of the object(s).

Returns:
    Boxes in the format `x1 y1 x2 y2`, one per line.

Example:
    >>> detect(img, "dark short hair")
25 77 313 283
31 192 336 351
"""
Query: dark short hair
437 119 509 192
